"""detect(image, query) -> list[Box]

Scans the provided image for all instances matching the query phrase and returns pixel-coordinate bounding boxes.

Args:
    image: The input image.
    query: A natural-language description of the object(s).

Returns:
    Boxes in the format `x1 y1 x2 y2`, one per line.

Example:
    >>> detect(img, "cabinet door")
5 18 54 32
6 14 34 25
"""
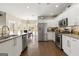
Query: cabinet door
62 35 68 52
62 35 71 55
0 38 22 56
47 32 53 40
10 37 22 56
12 38 18 56
66 38 71 55
16 36 22 55
71 38 79 56
52 32 55 42
8 39 15 56
0 40 14 56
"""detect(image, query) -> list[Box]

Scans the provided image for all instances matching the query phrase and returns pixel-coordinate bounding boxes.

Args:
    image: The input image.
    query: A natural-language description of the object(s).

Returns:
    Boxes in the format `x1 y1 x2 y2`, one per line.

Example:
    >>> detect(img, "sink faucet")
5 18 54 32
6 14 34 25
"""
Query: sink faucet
2 25 10 37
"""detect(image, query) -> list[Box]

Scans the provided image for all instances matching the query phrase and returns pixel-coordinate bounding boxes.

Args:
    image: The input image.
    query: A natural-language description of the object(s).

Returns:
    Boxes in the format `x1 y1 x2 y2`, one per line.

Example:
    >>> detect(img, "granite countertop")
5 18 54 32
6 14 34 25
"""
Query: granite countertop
63 34 79 40
0 33 27 43
52 31 79 40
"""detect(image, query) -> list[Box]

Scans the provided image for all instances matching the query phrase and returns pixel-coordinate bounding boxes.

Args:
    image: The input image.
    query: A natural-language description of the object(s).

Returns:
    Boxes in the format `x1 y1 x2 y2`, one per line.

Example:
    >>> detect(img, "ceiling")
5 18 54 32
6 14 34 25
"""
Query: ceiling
0 3 72 20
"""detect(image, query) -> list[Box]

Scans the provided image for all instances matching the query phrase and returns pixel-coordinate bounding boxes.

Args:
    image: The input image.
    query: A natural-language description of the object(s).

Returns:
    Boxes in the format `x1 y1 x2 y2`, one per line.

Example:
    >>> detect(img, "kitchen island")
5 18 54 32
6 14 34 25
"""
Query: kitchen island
0 33 27 56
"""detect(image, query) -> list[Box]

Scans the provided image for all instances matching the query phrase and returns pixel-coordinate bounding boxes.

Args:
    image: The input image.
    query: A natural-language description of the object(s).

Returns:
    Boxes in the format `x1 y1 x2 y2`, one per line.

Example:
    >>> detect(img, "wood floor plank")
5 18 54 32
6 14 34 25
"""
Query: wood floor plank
21 40 65 56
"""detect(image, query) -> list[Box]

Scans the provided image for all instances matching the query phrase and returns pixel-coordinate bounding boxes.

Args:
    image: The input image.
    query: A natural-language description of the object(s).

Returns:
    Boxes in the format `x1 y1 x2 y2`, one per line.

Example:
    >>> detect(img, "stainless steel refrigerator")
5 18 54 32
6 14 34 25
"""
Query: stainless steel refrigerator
38 23 47 41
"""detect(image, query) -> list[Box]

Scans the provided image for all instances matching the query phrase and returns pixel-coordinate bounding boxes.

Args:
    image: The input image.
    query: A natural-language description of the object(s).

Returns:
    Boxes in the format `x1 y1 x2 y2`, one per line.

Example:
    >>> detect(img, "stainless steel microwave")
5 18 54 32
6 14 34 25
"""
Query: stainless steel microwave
59 18 68 27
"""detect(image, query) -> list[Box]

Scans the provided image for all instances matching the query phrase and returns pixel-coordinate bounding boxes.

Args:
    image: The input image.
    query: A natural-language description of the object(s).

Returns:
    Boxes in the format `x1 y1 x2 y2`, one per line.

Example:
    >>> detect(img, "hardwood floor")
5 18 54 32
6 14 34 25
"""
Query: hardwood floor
21 38 65 56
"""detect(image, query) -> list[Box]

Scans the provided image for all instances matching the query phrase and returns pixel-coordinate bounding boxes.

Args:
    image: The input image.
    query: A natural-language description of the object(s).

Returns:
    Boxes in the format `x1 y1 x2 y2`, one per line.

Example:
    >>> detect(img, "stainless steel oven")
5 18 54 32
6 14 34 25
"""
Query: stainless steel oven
55 32 62 49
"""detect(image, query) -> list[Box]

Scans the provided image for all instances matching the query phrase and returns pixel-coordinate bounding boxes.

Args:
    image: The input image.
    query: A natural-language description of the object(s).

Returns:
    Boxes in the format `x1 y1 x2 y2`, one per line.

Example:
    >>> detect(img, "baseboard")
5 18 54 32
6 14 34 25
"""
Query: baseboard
38 41 48 42
38 40 54 42
62 49 68 56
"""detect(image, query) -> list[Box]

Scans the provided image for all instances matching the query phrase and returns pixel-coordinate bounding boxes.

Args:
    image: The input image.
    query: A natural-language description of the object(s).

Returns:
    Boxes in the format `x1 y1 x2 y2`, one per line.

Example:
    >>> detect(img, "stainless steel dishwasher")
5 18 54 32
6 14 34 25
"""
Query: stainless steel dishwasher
22 34 27 51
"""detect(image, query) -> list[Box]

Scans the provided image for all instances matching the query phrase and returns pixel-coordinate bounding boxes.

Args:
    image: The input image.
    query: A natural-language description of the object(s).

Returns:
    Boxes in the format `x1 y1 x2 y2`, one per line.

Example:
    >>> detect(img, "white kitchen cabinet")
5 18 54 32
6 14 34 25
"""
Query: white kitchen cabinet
9 36 22 56
11 38 17 56
47 32 55 42
0 36 22 56
70 37 79 56
52 32 55 42
47 32 53 40
0 40 14 56
16 36 22 55
12 36 22 56
62 35 66 50
62 35 79 56
62 35 71 55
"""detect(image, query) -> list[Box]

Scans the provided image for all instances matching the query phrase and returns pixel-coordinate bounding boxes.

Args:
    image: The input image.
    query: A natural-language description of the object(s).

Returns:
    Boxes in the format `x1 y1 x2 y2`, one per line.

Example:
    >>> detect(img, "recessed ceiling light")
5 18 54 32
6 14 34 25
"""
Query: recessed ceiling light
26 6 30 8
56 5 59 8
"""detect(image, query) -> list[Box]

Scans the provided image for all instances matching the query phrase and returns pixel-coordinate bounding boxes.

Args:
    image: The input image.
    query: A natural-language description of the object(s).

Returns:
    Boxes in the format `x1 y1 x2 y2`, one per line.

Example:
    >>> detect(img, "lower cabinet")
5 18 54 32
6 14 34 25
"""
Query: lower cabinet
70 38 79 56
12 38 19 56
62 35 79 56
47 32 53 40
62 35 71 55
0 40 13 56
0 36 22 56
16 36 22 55
52 32 55 42
47 32 55 42
11 36 22 56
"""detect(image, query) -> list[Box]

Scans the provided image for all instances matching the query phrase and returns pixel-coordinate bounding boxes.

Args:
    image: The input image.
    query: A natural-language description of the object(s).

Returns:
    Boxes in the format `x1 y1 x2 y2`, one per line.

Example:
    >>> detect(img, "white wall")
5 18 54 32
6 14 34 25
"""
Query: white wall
38 18 58 28
54 4 79 26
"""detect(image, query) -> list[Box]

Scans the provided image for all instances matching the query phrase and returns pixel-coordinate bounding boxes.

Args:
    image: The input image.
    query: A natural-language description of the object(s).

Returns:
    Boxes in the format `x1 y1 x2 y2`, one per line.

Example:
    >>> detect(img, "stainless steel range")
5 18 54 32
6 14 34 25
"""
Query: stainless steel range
55 32 62 49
